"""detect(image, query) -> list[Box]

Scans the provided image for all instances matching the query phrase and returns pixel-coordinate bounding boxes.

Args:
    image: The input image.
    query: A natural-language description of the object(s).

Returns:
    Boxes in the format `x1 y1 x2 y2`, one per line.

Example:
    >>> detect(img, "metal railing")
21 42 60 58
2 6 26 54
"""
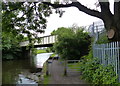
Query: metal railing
20 35 57 47
87 21 106 44
64 60 81 75
93 41 120 82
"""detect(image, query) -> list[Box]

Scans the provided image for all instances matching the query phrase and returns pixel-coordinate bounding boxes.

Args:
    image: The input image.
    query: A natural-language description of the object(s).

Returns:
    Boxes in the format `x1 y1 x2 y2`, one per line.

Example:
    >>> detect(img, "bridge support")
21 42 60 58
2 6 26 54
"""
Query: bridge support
21 47 31 59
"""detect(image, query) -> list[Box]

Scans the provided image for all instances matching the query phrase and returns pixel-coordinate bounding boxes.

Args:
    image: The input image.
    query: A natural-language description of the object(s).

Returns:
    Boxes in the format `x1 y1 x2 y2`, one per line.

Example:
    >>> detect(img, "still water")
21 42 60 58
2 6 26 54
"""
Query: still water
2 53 53 85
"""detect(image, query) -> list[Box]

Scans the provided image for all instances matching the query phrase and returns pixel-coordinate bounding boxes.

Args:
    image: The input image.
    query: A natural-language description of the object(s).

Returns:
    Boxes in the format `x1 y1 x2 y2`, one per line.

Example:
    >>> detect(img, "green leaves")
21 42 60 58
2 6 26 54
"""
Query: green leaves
2 31 23 60
2 54 14 60
2 2 52 40
79 57 118 84
92 64 118 84
53 27 91 60
2 1 52 59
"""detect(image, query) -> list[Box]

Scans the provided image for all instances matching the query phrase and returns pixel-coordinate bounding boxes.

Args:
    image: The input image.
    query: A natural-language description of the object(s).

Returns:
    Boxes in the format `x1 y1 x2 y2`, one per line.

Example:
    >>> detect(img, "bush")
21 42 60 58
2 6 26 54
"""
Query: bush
53 27 91 60
79 57 118 84
92 64 118 84
96 33 109 44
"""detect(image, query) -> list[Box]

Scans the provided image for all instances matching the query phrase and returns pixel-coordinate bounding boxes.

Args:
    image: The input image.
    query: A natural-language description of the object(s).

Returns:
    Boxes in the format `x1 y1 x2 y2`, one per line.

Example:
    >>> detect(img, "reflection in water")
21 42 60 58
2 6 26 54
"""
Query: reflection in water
17 74 38 85
2 59 31 84
2 53 53 85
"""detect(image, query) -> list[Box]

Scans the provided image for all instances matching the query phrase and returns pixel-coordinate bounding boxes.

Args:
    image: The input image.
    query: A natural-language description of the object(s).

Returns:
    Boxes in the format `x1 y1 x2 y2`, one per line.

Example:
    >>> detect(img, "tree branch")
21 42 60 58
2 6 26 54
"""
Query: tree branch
72 2 102 19
98 0 113 16
114 1 120 30
43 2 102 19
42 2 74 8
98 0 109 11
114 1 120 21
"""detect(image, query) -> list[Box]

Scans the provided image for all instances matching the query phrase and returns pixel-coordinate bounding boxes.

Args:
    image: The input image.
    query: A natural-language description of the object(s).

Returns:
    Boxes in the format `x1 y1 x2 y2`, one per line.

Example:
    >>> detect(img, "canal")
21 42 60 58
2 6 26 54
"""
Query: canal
2 53 53 85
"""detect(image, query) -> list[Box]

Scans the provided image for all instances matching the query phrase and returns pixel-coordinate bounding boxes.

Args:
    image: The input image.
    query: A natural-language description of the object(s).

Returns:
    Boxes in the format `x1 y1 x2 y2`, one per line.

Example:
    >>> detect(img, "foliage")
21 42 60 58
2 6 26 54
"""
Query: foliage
2 31 23 60
41 62 51 84
96 33 109 44
2 1 52 60
53 27 91 60
43 75 49 84
77 40 118 84
31 48 47 55
46 47 55 52
68 48 118 84
79 57 118 84
36 49 47 54
68 62 81 71
2 2 52 40
50 54 56 58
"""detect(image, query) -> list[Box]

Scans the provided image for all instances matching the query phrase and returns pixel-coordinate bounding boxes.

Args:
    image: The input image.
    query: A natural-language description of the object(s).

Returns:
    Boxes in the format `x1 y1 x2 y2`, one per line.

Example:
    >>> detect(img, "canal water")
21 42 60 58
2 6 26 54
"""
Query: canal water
2 53 53 85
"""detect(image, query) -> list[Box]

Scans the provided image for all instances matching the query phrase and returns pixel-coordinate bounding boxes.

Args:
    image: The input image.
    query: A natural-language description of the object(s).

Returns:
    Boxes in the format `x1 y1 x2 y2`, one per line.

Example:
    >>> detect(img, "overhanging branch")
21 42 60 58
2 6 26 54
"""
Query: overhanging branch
98 0 113 17
42 2 74 8
72 2 102 19
43 2 102 19
114 1 120 20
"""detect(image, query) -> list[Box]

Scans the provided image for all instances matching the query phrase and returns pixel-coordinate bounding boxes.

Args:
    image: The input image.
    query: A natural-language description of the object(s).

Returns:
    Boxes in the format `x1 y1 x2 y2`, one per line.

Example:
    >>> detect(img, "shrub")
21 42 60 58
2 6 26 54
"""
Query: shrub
53 27 91 60
79 57 118 84
92 64 118 84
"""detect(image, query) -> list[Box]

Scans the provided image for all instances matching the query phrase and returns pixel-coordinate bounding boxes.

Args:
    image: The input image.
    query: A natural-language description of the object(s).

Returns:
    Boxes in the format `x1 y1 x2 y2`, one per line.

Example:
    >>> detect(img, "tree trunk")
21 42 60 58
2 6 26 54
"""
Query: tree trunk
109 27 120 42
103 19 120 42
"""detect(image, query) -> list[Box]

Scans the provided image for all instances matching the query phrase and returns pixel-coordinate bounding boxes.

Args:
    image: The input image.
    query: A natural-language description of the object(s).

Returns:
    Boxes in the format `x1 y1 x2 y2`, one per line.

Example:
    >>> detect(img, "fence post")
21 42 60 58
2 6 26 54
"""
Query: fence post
46 60 49 76
113 42 117 75
117 41 120 82
64 60 67 76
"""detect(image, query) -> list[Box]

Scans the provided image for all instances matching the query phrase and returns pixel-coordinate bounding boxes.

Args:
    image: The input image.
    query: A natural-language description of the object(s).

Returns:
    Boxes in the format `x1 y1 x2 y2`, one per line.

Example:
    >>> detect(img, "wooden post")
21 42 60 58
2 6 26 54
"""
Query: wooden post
64 59 67 76
46 60 49 76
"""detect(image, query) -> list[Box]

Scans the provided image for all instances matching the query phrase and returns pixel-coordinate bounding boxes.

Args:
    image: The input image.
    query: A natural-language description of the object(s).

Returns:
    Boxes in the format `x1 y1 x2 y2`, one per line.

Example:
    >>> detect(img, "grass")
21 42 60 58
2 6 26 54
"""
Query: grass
50 54 56 57
36 49 47 54
67 62 81 71
42 62 50 84
49 54 56 59
43 75 50 84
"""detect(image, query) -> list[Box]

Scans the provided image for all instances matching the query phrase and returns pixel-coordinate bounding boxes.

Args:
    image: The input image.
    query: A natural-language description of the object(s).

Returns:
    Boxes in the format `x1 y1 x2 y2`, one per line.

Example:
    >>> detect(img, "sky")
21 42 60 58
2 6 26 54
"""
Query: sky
39 0 114 37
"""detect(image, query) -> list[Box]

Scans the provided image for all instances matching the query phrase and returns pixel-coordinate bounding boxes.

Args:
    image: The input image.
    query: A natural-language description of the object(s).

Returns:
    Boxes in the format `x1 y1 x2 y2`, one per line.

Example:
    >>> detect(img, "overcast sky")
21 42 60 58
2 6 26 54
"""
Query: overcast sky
39 0 114 37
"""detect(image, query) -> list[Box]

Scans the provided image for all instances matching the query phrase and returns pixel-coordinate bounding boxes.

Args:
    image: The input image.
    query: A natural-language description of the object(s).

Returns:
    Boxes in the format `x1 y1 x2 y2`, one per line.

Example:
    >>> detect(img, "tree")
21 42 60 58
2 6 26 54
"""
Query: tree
2 31 23 60
2 2 52 41
43 0 120 42
53 27 91 60
2 1 52 59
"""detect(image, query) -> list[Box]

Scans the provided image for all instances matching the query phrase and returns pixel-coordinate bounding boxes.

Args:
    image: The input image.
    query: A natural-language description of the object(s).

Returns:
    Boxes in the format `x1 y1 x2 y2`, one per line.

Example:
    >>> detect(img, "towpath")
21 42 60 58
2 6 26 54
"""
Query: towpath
48 60 87 84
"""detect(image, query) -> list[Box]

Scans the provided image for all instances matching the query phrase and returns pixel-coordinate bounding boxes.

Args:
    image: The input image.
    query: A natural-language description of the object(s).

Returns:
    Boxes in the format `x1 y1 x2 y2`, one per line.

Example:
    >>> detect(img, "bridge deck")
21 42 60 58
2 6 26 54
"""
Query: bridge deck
20 35 57 47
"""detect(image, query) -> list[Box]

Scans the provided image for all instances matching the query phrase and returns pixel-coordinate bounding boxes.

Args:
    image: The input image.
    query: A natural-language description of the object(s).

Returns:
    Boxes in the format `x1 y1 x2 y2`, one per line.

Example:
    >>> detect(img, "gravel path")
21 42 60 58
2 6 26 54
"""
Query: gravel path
48 60 87 84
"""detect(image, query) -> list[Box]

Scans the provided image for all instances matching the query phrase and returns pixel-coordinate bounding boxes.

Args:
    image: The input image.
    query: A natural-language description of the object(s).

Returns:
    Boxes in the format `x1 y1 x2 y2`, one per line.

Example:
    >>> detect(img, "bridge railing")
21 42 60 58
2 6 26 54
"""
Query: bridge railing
20 35 57 47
